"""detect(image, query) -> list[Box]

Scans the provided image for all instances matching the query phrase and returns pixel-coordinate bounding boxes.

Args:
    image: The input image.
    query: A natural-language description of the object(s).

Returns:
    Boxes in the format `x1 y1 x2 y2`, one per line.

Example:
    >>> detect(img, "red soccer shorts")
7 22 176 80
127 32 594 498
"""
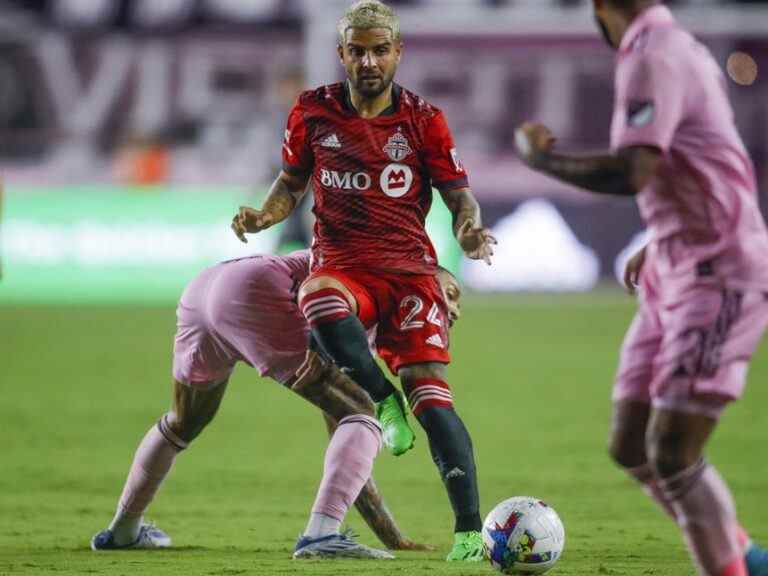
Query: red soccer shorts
306 267 451 374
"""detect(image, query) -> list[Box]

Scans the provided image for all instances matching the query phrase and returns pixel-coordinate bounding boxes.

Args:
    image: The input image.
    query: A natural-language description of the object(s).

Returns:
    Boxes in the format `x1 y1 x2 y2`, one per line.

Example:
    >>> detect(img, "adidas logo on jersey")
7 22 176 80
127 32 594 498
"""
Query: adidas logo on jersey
320 133 342 149
425 334 444 348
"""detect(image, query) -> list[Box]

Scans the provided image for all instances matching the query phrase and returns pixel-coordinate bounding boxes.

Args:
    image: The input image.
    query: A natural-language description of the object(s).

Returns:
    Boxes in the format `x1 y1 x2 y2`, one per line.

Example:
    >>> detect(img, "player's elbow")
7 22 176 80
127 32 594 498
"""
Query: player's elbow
623 146 664 195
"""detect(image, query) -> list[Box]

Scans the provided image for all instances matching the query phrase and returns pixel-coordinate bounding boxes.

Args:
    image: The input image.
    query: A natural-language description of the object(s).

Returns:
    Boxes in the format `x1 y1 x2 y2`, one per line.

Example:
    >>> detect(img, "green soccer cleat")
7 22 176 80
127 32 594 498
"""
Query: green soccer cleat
446 530 485 562
375 392 415 456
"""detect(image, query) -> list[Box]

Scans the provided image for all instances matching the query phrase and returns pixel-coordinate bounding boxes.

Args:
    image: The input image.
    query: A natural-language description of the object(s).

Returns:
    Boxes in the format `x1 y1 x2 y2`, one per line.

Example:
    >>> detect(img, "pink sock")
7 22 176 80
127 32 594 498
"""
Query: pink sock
661 460 746 576
113 418 182 522
628 463 752 556
310 415 382 522
627 463 678 520
721 557 748 576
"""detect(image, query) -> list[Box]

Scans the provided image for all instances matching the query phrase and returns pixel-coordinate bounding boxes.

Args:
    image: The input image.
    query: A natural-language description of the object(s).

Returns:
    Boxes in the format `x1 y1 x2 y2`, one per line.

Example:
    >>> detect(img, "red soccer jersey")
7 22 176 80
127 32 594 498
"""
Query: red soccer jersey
281 82 468 274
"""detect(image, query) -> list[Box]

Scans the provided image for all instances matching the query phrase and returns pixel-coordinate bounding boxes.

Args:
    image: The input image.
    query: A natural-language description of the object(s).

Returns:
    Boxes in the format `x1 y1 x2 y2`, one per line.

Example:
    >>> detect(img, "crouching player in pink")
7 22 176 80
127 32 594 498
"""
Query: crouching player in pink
515 2 768 575
91 250 461 558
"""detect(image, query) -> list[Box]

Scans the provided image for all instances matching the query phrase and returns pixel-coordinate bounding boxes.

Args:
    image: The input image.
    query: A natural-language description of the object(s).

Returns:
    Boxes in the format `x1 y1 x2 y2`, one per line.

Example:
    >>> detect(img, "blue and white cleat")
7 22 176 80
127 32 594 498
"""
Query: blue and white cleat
293 530 394 559
91 523 171 550
746 542 768 576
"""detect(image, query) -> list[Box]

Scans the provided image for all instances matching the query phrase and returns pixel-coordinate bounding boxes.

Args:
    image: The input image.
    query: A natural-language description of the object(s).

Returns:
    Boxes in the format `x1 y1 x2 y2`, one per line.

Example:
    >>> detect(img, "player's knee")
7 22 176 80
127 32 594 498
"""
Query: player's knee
608 399 651 470
162 409 213 444
166 381 226 444
608 441 643 470
607 430 647 470
298 277 356 321
399 362 446 382
645 433 698 478
156 412 190 449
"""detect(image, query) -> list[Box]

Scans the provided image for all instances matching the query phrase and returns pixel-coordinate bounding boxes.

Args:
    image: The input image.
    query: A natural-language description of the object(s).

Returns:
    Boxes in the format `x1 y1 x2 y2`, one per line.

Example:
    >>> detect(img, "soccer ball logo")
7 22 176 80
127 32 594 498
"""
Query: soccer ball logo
482 496 565 574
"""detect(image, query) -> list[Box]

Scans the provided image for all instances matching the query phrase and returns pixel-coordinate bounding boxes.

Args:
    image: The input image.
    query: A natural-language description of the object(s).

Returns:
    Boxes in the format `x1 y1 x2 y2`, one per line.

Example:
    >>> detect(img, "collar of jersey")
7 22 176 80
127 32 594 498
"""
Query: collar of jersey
341 81 402 117
619 4 675 54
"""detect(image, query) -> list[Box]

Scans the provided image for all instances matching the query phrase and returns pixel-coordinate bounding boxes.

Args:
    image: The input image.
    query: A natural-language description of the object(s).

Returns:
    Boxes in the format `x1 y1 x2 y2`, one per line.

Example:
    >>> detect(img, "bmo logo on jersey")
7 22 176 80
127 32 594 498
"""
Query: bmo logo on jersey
319 169 372 191
380 163 414 198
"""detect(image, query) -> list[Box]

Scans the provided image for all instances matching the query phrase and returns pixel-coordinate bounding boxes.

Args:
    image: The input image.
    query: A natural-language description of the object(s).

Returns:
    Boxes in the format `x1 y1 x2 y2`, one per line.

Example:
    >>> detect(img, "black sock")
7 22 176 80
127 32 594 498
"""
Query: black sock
310 316 396 403
416 406 482 533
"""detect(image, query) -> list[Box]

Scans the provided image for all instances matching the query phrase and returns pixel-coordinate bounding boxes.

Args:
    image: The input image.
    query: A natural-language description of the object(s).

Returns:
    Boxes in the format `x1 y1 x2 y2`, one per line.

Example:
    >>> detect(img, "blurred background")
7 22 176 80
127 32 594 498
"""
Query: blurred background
1 0 767 302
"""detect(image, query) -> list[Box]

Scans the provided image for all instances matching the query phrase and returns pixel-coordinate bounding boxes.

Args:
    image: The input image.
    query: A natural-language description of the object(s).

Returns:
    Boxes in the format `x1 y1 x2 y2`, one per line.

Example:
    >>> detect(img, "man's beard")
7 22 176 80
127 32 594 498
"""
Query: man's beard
355 73 391 98
595 15 616 49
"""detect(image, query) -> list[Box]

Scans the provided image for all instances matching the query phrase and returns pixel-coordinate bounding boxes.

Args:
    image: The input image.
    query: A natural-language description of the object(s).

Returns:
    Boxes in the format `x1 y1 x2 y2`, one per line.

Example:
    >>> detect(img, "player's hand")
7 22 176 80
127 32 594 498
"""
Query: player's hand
231 206 275 243
457 219 497 266
514 122 556 167
623 245 647 295
292 350 329 393
391 539 437 552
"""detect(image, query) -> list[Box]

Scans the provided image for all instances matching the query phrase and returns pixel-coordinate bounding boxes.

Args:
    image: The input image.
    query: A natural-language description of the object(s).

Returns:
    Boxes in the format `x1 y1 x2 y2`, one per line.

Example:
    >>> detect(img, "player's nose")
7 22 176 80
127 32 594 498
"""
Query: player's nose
361 52 376 68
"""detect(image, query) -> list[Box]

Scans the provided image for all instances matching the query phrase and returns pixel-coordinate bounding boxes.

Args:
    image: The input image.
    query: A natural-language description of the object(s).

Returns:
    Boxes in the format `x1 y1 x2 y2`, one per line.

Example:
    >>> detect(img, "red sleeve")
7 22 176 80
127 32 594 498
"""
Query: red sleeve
281 100 314 176
422 111 469 192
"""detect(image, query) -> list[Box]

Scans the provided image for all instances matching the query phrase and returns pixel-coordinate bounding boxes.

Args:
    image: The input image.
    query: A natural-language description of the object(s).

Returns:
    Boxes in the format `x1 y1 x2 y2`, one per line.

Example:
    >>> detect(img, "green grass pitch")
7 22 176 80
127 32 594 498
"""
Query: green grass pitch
2 294 766 575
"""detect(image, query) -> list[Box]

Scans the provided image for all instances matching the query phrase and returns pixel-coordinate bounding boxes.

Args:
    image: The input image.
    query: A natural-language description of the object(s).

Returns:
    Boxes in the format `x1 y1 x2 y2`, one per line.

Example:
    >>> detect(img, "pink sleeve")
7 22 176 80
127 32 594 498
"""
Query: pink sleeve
611 52 685 153
423 111 469 192
281 99 314 176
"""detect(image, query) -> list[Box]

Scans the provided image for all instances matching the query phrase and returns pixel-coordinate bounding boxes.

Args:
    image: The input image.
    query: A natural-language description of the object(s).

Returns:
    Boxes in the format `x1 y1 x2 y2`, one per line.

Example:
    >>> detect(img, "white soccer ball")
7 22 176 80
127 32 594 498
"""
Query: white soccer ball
482 496 565 574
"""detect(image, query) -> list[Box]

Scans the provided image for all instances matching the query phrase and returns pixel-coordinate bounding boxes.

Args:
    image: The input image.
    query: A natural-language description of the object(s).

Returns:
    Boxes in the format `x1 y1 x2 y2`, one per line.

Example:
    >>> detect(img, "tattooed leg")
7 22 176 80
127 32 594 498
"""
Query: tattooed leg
287 352 432 550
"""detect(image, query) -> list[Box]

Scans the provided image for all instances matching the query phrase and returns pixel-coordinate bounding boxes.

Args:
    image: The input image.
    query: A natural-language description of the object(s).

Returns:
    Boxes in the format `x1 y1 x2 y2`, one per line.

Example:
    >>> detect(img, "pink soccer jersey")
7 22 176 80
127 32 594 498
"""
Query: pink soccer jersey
610 5 768 295
610 5 768 414
173 251 311 386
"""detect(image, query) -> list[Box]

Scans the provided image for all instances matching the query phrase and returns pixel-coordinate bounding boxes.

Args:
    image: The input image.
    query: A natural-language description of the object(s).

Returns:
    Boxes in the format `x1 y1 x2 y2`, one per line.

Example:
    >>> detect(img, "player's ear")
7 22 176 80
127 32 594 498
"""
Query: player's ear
395 39 403 64
337 43 344 64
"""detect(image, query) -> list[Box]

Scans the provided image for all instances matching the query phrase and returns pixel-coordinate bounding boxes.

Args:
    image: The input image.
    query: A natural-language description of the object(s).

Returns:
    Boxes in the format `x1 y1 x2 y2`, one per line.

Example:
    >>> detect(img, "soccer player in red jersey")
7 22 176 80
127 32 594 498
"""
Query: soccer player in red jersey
232 0 495 561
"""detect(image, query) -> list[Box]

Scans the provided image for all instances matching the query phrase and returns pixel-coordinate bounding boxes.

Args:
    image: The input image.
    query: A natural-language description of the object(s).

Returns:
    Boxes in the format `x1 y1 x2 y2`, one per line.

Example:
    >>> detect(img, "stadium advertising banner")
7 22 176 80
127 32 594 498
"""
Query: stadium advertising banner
0 188 462 304
2 31 766 194
1 186 654 304
2 28 765 300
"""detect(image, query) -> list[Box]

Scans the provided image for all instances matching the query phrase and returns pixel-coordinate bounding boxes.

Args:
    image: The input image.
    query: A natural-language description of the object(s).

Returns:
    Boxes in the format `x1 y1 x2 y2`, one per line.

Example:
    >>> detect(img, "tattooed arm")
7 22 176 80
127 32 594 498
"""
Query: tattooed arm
231 169 309 242
439 187 497 265
440 187 481 237
514 122 662 197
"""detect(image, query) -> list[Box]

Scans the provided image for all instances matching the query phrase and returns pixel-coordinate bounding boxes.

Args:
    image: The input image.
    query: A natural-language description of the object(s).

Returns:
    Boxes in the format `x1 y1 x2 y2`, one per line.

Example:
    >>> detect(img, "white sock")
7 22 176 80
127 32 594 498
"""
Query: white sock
304 512 341 539
109 513 142 545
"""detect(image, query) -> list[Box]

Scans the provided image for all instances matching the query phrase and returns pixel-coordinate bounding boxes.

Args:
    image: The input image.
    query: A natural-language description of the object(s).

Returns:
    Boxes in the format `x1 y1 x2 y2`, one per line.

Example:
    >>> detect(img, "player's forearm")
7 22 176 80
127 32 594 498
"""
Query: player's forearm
353 478 408 549
260 172 307 224
531 152 636 197
441 187 482 236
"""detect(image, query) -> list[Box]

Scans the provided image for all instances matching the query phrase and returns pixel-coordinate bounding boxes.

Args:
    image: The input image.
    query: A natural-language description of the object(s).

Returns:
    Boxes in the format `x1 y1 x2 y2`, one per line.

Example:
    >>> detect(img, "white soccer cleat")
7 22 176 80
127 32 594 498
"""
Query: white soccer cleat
90 523 171 550
293 530 395 560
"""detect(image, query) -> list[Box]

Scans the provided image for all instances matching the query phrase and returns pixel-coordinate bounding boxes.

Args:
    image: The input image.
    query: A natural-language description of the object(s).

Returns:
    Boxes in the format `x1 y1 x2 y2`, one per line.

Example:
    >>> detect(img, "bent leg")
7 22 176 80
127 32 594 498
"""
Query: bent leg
400 363 481 538
294 413 394 559
608 399 678 519
299 274 396 403
648 407 745 576
106 379 228 546
291 358 428 549
305 414 382 537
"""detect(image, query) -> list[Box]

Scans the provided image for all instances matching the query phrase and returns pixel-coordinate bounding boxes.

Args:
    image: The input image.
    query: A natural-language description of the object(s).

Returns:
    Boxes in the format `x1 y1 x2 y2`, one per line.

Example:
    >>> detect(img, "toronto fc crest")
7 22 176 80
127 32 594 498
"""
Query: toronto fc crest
383 128 413 162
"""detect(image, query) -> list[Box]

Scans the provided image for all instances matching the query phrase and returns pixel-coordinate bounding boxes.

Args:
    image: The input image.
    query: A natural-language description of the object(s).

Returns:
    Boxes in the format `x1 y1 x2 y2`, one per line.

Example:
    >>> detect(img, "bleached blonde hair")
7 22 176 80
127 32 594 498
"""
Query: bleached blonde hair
337 1 400 44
